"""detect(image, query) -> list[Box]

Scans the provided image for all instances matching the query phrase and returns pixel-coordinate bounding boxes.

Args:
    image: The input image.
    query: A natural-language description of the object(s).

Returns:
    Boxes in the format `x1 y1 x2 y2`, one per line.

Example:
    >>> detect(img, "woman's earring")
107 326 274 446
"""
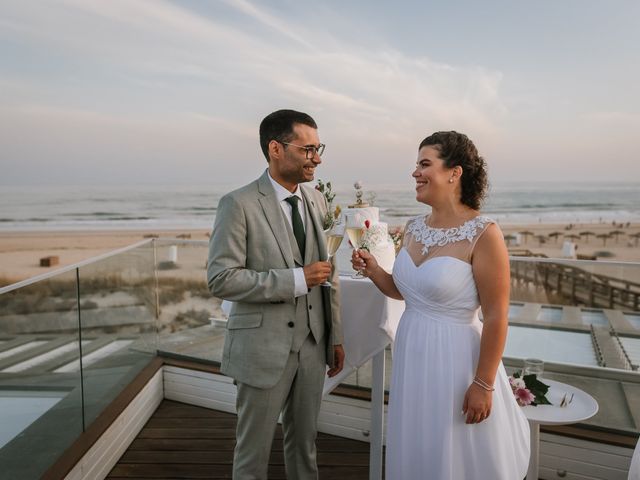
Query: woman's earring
448 178 454 183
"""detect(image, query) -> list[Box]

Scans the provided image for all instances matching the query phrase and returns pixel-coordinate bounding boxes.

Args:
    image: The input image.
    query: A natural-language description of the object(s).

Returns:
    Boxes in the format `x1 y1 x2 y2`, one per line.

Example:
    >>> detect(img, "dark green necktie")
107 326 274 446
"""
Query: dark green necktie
285 196 305 258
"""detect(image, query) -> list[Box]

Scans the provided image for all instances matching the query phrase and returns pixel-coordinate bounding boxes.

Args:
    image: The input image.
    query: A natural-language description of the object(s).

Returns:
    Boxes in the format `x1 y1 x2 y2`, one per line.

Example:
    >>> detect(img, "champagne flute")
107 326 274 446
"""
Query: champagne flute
345 212 366 278
322 222 345 287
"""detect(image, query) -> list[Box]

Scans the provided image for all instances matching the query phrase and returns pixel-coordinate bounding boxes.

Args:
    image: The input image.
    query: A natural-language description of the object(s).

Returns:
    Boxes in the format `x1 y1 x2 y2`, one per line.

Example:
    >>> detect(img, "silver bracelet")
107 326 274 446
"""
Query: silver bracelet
473 377 495 391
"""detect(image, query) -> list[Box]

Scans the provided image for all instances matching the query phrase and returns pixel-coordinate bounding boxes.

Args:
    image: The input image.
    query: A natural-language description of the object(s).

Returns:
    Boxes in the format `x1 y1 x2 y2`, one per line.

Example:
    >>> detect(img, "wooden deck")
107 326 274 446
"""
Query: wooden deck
107 399 372 479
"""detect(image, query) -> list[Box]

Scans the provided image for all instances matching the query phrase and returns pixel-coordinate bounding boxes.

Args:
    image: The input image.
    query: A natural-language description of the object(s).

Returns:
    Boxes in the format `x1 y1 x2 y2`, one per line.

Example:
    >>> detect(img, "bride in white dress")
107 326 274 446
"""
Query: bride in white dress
353 131 530 479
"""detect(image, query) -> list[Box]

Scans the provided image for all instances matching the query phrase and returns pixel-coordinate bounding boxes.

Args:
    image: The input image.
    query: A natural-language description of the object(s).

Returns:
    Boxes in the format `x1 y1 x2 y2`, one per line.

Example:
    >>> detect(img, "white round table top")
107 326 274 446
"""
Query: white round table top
521 378 599 425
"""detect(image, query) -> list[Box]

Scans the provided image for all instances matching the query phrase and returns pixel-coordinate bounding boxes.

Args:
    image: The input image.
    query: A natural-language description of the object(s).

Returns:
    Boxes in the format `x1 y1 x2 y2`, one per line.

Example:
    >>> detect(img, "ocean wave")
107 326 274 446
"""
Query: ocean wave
382 209 425 217
61 211 123 217
183 207 216 212
501 203 618 210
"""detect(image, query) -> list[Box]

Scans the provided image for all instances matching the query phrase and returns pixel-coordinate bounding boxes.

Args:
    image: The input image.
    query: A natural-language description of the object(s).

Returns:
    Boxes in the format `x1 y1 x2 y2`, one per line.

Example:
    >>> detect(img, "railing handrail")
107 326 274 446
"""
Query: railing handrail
0 238 154 295
511 255 640 267
1 239 639 296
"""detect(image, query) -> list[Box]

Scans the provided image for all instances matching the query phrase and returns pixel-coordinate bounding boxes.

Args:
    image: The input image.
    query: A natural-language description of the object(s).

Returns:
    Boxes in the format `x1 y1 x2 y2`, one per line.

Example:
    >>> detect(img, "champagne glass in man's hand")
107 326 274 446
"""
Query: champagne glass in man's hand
321 221 345 286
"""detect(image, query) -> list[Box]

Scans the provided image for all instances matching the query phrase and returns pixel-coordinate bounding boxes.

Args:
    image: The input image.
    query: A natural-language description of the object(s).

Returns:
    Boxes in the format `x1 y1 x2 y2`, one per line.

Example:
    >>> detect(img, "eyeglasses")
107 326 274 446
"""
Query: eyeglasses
280 141 325 159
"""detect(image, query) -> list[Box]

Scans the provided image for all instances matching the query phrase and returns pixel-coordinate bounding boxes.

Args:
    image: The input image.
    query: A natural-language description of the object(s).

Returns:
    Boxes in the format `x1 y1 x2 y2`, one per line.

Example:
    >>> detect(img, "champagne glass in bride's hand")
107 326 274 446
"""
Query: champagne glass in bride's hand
321 222 345 287
345 212 366 278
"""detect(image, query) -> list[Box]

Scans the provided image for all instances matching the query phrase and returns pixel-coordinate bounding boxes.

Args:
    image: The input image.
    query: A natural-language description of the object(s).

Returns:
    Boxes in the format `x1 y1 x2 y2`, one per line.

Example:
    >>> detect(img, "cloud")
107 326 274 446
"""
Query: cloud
0 0 508 184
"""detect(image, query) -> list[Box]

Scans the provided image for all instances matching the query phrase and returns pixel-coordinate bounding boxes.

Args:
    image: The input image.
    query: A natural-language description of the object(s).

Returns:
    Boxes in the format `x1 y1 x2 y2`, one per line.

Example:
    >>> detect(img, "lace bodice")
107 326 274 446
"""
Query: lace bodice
403 215 494 265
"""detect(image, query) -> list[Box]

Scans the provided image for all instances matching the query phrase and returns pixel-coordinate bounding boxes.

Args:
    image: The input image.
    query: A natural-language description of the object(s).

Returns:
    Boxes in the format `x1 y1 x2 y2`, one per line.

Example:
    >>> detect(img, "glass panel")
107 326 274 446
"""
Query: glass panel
0 270 83 479
619 337 640 367
508 302 524 318
504 326 598 366
625 312 640 330
537 306 563 323
579 309 609 327
154 241 224 362
77 241 157 427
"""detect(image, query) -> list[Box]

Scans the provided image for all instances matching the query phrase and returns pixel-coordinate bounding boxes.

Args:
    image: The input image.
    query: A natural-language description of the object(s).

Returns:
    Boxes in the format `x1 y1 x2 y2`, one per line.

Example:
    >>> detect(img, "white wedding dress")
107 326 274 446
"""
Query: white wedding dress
386 215 530 479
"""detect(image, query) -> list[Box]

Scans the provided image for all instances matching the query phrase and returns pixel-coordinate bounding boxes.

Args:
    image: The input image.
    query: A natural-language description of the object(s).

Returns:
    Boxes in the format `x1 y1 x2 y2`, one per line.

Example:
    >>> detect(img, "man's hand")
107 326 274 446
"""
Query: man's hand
327 345 345 377
303 261 332 288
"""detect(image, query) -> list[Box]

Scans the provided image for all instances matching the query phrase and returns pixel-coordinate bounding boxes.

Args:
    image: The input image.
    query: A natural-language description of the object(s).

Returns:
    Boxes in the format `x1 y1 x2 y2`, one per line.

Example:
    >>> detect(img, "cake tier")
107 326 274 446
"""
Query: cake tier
340 206 379 225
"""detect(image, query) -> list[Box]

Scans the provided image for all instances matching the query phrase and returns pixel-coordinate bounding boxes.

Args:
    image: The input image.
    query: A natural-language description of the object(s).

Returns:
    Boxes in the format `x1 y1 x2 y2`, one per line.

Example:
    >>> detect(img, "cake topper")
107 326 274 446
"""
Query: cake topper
349 180 369 208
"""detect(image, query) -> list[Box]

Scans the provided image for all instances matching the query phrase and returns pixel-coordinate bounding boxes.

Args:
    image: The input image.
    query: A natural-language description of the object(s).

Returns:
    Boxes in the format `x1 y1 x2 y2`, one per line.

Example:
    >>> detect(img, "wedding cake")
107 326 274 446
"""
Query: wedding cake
341 205 396 274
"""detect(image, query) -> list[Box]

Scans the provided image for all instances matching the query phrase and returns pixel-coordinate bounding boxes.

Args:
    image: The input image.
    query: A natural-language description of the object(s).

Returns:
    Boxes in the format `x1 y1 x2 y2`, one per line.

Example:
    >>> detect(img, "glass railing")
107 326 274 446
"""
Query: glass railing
0 268 83 478
76 240 157 427
1 238 639 478
0 240 157 479
154 240 225 363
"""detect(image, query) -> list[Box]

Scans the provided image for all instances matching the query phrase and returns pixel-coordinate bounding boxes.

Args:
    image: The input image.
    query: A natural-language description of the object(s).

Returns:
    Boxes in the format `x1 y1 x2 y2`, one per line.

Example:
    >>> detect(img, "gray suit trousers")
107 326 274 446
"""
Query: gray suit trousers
233 334 326 480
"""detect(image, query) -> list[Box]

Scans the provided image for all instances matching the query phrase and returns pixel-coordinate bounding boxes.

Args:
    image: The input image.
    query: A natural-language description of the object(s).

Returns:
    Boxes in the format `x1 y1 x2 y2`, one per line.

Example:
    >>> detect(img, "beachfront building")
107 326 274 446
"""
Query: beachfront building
0 239 639 479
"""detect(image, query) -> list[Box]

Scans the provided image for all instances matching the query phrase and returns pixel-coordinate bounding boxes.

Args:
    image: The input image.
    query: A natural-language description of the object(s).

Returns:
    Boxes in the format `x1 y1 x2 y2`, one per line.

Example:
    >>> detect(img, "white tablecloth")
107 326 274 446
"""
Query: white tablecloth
323 275 404 395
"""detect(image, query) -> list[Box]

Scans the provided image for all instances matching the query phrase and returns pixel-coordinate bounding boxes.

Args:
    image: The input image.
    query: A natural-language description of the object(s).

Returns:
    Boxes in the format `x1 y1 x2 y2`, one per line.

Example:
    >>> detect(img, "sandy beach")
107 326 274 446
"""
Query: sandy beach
1 222 638 287
499 222 640 261
0 229 211 286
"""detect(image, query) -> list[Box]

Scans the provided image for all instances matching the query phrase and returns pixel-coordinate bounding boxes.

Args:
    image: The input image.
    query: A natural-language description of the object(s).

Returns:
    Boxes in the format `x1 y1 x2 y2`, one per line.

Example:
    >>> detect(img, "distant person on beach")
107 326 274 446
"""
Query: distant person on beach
207 109 344 479
352 131 530 478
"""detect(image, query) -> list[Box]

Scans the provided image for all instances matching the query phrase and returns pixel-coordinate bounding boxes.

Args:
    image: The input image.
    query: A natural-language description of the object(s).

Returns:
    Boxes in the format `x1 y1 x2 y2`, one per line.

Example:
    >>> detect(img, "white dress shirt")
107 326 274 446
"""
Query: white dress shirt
267 170 309 297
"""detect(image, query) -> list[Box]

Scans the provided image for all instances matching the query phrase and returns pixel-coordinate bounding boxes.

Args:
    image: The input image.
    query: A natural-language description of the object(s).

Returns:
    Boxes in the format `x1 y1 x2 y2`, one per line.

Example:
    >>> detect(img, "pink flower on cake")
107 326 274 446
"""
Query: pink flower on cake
364 220 371 229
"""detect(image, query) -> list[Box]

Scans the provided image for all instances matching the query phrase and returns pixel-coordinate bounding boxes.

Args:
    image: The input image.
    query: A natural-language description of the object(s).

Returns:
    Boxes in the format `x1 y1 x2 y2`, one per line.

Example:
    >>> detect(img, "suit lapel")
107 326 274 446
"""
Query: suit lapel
257 172 296 269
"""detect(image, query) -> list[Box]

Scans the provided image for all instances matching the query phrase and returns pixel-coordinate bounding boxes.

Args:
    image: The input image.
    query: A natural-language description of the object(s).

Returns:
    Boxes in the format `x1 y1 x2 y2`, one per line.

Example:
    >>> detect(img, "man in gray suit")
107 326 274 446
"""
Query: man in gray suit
207 109 345 479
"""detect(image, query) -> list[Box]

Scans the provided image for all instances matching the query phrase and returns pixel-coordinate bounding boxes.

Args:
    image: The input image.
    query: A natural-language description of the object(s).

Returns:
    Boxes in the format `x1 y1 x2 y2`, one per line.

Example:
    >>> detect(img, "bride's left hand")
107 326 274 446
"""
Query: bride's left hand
462 383 492 424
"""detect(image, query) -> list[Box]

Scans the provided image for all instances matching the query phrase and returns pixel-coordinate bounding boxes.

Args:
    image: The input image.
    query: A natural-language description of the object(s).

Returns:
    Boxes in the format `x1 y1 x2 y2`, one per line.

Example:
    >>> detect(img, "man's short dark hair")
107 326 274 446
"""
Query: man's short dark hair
259 109 317 162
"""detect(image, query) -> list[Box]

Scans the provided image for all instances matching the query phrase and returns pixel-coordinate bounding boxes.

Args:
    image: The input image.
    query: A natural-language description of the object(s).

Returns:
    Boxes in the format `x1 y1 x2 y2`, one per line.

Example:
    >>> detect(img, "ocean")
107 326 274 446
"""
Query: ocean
1 181 639 231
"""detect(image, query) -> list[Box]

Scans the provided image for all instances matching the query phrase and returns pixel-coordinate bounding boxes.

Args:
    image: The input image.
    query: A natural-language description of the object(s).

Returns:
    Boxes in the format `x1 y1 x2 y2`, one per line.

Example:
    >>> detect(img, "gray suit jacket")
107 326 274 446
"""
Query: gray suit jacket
207 170 342 389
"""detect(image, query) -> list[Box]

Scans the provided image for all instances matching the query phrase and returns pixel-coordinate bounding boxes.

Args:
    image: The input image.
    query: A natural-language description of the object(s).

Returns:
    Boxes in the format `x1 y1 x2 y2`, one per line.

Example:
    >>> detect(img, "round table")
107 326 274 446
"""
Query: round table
521 378 599 480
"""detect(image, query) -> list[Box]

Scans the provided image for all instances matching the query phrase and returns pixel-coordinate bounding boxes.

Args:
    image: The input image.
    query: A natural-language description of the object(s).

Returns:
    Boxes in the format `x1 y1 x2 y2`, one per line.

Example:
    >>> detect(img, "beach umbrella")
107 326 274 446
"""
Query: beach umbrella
565 234 580 241
609 230 626 242
596 233 611 246
548 231 563 243
579 231 596 243
535 234 547 246
629 232 640 247
518 230 534 244
504 234 517 246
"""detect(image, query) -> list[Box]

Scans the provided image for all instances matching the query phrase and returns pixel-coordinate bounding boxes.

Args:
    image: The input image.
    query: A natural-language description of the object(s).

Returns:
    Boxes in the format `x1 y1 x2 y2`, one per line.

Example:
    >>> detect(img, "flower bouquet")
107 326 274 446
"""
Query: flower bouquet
315 179 341 230
508 372 551 406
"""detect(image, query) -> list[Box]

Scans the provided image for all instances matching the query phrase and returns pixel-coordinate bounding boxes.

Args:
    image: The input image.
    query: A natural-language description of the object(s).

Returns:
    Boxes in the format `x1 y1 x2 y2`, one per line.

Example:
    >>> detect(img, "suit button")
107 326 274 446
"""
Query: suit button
308 305 313 310
307 288 311 293
287 321 294 328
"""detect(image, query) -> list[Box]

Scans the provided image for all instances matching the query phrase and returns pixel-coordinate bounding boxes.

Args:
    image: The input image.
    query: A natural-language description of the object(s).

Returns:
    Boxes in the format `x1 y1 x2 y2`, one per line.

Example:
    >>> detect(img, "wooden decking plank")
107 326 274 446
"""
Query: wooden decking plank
145 417 238 428
136 428 239 439
109 463 287 478
128 438 236 451
108 399 373 479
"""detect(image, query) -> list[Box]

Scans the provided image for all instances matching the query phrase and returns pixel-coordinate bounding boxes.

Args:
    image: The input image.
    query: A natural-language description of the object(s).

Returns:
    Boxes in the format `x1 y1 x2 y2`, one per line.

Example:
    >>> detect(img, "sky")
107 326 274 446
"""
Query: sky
1 0 639 186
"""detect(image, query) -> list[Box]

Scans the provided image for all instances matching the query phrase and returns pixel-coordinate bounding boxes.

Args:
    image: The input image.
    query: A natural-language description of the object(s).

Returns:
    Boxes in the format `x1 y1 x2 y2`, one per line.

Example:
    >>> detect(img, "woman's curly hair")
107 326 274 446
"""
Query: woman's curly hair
419 131 488 210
